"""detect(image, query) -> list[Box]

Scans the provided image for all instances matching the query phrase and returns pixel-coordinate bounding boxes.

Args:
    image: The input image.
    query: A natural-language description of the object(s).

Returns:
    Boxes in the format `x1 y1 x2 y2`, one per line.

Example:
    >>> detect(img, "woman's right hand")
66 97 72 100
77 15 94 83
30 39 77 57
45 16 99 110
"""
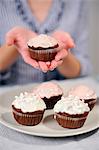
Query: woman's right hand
6 26 50 72
6 26 40 69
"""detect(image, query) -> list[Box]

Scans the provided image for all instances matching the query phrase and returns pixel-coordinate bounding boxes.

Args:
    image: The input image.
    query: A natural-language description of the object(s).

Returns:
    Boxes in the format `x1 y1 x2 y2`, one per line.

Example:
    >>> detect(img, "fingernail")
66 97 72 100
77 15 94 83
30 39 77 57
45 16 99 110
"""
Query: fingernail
35 66 39 69
43 70 47 73
47 64 51 68
50 68 54 71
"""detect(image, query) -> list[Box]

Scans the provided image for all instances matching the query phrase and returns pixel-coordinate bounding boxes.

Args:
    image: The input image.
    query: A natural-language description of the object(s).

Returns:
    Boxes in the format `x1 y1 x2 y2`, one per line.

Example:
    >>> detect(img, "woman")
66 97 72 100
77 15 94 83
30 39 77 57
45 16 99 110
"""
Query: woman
0 0 91 85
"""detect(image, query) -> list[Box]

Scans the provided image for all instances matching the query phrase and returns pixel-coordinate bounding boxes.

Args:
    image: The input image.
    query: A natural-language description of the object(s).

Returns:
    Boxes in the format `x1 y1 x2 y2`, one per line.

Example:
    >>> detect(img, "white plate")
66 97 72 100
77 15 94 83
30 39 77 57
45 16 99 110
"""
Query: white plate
0 84 99 137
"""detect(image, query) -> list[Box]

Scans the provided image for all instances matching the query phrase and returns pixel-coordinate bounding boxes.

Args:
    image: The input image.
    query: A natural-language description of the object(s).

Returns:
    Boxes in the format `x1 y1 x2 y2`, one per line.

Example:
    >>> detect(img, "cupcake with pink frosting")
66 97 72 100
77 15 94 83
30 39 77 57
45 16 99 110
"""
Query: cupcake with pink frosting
67 85 97 110
33 82 63 109
27 34 59 62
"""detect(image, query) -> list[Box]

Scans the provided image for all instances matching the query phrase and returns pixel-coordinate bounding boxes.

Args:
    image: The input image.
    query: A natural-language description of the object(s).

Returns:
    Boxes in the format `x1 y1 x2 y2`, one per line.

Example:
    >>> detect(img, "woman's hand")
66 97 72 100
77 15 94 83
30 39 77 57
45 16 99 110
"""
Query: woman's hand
6 26 40 69
6 28 75 72
49 31 75 70
6 26 50 72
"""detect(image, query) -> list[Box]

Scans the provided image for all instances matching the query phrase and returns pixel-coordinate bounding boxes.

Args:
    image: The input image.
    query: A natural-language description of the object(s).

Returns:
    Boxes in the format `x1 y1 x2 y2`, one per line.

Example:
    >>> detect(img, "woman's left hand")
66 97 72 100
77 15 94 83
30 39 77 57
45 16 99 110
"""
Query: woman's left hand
49 31 75 70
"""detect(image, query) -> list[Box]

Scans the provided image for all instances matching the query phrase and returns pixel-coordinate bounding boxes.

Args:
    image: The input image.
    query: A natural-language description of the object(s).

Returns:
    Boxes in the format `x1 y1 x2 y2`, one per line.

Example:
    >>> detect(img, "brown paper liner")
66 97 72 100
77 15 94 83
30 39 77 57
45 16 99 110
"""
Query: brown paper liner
55 112 89 129
29 48 58 62
42 95 62 109
12 106 45 126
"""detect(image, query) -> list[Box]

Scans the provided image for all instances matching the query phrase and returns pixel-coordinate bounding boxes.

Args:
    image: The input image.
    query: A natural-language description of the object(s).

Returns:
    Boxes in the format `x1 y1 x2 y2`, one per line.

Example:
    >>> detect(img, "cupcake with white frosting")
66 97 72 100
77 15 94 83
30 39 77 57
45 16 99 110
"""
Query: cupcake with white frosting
27 34 59 61
33 82 63 109
67 85 97 110
54 95 90 129
12 92 46 126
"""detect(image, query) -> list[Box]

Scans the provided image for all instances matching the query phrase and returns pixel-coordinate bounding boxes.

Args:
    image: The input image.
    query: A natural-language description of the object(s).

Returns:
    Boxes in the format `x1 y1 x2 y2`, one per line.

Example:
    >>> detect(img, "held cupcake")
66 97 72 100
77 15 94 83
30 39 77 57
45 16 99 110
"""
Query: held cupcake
54 96 90 129
67 85 97 110
27 34 59 62
33 82 63 109
12 92 46 126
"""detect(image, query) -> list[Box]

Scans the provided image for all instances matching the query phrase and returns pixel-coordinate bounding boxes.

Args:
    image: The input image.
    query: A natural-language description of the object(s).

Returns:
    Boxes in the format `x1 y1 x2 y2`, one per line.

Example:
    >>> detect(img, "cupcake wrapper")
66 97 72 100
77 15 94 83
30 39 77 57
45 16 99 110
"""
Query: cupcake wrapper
12 109 44 126
43 95 62 110
29 48 58 53
55 113 89 129
29 48 58 61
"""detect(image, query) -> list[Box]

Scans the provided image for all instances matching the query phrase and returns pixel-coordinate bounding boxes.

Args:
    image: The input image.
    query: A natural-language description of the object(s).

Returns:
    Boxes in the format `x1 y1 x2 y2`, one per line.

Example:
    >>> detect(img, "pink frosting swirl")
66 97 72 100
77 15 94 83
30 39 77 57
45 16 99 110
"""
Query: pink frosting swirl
33 82 63 99
68 85 96 100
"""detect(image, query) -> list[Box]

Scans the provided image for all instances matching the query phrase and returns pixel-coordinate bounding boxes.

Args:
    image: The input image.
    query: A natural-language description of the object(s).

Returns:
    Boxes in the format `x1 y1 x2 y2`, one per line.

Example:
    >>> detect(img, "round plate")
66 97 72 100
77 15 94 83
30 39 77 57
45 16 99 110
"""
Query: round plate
0 85 99 137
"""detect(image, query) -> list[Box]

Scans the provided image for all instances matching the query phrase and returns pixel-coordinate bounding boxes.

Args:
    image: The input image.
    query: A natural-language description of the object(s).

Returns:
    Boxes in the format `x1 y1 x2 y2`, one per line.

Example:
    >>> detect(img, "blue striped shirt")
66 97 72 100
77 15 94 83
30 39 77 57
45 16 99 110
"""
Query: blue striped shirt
0 0 92 85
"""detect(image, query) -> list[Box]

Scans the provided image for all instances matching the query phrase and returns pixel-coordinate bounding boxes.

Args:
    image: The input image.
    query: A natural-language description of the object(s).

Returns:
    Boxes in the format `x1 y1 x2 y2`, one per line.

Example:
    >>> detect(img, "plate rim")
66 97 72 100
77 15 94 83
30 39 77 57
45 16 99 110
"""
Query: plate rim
0 117 99 137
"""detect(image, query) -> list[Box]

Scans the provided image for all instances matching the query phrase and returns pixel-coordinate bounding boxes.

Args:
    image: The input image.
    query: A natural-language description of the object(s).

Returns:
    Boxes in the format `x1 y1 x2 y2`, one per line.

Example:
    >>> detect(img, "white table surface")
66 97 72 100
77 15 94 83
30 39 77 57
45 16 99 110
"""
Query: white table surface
0 77 99 150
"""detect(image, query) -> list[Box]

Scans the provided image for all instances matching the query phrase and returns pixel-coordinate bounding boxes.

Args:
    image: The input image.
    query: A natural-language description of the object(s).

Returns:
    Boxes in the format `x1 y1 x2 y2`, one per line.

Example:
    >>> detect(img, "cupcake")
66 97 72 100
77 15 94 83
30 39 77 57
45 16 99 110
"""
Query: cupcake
27 34 59 62
33 82 63 109
67 85 97 110
12 92 46 126
54 95 90 129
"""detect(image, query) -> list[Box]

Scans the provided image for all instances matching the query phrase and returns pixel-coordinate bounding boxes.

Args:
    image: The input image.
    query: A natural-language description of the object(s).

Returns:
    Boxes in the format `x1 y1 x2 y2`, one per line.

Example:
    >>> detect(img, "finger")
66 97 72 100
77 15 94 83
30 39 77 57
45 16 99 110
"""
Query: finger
57 60 63 66
55 49 68 61
38 61 49 73
64 33 75 48
46 61 51 68
21 48 39 69
49 60 58 71
26 58 39 69
57 32 74 46
52 31 75 49
50 60 63 71
6 27 20 45
6 33 15 46
14 35 27 49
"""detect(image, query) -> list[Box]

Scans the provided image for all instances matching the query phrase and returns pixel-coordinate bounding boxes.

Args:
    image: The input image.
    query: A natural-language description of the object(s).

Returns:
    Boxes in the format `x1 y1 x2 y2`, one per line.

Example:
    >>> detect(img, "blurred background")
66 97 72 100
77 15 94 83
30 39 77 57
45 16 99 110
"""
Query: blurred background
0 0 99 85
88 0 99 76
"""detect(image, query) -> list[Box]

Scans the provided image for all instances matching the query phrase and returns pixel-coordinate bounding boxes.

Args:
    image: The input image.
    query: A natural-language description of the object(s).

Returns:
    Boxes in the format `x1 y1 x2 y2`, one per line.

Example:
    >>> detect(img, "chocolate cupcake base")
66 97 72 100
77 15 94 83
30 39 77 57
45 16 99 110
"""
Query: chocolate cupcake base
42 95 62 110
55 112 89 129
12 106 45 126
84 99 97 111
29 48 58 62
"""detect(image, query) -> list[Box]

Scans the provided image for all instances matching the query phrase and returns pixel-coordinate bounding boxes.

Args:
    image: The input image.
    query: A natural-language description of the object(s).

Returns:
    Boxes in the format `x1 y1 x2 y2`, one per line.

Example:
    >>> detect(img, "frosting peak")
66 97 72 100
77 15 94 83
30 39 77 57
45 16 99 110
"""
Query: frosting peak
12 92 46 113
54 95 90 114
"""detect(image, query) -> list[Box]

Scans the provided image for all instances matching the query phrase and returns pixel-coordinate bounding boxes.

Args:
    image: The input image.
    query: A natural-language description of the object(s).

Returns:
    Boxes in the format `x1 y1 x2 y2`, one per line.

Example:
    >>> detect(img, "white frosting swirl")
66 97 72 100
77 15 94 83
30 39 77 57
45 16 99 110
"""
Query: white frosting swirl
27 34 58 48
33 82 63 99
68 85 96 100
12 92 46 113
54 95 90 114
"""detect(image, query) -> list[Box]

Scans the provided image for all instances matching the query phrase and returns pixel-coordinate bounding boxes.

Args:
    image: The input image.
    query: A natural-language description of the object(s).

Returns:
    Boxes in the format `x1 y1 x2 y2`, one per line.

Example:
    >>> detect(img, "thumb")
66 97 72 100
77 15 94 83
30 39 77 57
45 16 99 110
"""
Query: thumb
6 33 15 46
52 31 75 49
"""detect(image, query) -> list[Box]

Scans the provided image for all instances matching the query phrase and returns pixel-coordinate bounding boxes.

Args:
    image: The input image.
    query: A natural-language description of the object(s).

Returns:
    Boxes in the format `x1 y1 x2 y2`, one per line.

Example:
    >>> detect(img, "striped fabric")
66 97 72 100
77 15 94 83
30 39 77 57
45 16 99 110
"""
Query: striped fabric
0 0 92 85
